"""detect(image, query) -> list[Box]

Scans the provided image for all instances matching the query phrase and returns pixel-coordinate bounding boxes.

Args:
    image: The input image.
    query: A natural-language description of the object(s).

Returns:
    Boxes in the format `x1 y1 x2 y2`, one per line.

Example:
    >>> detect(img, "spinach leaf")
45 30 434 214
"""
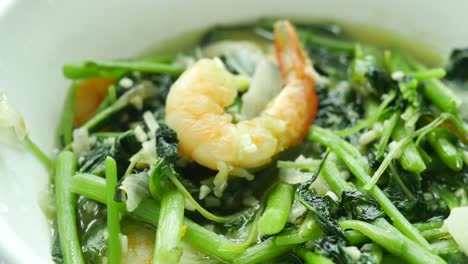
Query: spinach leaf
51 232 64 264
315 236 376 264
79 131 141 176
315 83 364 130
445 48 468 81
296 184 346 239
339 190 384 222
79 140 113 174
81 222 107 264
155 123 179 165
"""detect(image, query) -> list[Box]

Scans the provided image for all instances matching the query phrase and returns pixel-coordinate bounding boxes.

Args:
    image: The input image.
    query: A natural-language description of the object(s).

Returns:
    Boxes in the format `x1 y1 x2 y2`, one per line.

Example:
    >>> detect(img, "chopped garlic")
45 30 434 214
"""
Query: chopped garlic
119 77 134 89
391 71 405 81
445 206 468 255
119 171 150 212
279 168 313 184
242 196 259 207
119 234 128 257
359 130 378 145
213 162 231 197
134 125 148 143
239 134 257 153
343 246 362 260
184 198 196 211
72 128 94 157
130 138 157 165
388 141 402 159
326 191 339 202
143 111 159 139
0 92 28 144
129 95 144 110
199 185 211 200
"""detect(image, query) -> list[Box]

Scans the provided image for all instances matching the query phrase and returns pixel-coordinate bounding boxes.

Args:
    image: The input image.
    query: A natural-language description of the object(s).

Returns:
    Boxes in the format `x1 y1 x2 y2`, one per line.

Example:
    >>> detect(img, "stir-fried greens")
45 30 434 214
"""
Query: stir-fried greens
2 18 467 264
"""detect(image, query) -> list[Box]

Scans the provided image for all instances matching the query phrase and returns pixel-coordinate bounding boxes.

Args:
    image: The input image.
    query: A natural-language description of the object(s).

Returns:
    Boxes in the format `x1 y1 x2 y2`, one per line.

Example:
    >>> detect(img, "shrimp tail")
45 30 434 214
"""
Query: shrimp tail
274 20 319 125
274 20 308 82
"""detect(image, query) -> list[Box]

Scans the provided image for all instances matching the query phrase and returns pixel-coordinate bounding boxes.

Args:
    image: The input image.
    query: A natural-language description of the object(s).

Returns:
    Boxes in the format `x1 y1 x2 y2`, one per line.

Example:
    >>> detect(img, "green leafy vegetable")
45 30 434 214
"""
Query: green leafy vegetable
314 236 375 264
339 190 384 222
296 186 346 239
445 48 468 81
155 123 179 164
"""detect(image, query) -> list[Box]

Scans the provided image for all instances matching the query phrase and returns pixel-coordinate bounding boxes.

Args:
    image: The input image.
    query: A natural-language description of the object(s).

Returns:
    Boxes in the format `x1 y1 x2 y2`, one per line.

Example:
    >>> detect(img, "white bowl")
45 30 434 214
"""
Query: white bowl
0 0 467 263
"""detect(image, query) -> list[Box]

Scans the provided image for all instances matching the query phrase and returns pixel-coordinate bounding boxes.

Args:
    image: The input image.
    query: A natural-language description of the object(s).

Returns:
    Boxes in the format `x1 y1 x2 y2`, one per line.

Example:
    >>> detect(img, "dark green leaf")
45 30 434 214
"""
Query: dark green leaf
315 236 376 264
155 123 179 164
445 48 468 81
339 190 384 222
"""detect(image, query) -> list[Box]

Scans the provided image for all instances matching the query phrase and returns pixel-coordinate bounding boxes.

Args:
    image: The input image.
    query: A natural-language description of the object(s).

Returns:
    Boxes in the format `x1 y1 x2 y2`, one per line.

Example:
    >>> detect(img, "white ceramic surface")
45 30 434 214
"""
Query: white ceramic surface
0 0 467 263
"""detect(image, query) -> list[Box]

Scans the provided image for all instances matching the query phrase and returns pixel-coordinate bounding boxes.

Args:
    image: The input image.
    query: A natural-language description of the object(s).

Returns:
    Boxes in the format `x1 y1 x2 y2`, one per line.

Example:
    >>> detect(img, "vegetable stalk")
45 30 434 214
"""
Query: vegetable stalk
427 128 463 171
54 151 84 264
258 183 294 235
340 219 445 264
153 190 185 264
71 173 242 261
294 247 333 264
392 119 426 173
105 157 121 264
308 126 432 250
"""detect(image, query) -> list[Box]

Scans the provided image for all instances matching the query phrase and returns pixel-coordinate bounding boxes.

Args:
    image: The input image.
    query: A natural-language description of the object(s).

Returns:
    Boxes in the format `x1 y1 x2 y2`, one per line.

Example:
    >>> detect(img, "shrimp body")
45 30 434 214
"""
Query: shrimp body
165 21 318 170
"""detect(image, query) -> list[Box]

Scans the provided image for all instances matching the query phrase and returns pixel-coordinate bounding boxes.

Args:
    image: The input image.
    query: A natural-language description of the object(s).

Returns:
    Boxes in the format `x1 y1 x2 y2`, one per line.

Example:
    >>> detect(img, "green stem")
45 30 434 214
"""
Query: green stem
63 59 184 80
321 155 353 195
153 190 185 264
420 227 450 241
277 159 321 170
71 173 107 204
388 163 417 201
70 173 243 261
81 84 154 131
413 221 444 232
430 239 460 255
423 79 461 115
56 83 78 146
365 114 449 190
340 219 445 264
81 101 127 132
334 91 396 137
298 212 320 239
294 247 333 264
276 221 323 246
93 132 124 138
376 111 400 159
345 230 370 245
399 52 461 114
427 128 463 171
217 210 262 252
300 31 356 52
90 59 183 74
369 244 384 263
258 183 294 235
408 68 446 81
25 137 52 169
54 151 84 264
308 126 432 250
168 173 244 223
232 238 296 264
392 118 426 173
105 157 121 264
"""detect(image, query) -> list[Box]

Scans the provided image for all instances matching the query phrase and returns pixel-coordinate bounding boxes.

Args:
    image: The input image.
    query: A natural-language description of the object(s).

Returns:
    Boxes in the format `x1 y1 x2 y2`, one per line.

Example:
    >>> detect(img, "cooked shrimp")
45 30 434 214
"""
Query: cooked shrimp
165 20 318 170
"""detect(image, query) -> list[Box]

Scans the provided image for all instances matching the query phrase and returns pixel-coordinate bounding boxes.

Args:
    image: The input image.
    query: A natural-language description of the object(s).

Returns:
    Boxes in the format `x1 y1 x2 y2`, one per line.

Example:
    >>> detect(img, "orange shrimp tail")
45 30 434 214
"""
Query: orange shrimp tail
274 20 319 134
